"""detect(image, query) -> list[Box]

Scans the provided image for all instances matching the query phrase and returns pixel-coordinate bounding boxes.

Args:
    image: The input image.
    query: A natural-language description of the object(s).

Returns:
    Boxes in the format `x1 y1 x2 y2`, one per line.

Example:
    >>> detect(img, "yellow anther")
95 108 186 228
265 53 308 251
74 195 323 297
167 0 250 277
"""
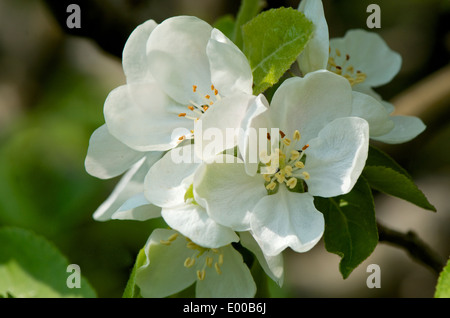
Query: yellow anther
202 105 209 112
275 171 285 183
188 105 194 111
160 240 172 246
284 165 293 177
302 144 310 151
290 150 300 161
205 95 210 100
214 89 218 95
286 177 298 189
197 269 206 281
283 138 291 146
192 85 197 92
178 113 186 117
206 256 213 268
293 130 301 141
184 257 195 268
178 136 185 141
346 66 354 74
168 233 179 242
211 84 215 91
295 161 305 169
335 48 341 57
218 253 224 266
266 182 276 191
328 57 336 67
302 171 310 180
215 262 222 275
263 174 272 182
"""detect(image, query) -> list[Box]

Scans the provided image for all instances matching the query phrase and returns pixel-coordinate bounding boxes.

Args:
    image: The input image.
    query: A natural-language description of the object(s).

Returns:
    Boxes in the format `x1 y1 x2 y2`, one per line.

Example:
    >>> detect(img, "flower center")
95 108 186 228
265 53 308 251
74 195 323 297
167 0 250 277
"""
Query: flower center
176 84 222 144
327 48 367 86
260 130 310 194
160 233 224 281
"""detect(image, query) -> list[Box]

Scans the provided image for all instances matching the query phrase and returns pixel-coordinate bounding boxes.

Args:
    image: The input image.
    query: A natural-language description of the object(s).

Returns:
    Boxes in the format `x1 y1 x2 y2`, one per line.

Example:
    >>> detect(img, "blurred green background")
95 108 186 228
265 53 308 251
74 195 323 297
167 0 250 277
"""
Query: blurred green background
0 0 449 298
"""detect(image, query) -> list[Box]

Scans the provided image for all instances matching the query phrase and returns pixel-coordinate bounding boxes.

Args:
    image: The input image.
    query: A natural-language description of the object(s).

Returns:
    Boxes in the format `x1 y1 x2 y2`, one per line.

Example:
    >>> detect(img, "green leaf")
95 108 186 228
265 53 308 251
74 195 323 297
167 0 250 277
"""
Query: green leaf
314 177 378 279
0 227 96 298
242 7 313 95
435 259 450 298
363 166 436 211
213 14 235 41
233 0 265 49
122 248 146 298
366 145 412 179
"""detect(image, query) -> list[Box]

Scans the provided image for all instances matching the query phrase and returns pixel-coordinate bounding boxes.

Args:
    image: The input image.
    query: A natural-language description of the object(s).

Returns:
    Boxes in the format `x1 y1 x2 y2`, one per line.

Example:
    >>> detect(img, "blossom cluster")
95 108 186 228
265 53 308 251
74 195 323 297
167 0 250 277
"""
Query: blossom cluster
85 0 425 297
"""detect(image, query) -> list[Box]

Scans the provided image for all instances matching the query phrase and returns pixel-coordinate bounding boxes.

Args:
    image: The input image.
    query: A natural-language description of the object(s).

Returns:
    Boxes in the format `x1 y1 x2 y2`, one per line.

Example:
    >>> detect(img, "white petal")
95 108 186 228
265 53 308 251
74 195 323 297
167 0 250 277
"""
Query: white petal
330 29 402 87
85 124 144 179
297 0 330 74
144 145 200 209
93 153 163 221
270 70 353 143
195 245 256 298
194 94 256 162
303 117 369 197
207 28 253 96
239 231 284 286
372 115 426 144
239 94 270 177
122 20 158 84
162 204 239 249
146 16 213 105
104 83 191 152
111 193 161 221
250 188 324 256
194 160 266 231
136 229 196 298
351 91 394 137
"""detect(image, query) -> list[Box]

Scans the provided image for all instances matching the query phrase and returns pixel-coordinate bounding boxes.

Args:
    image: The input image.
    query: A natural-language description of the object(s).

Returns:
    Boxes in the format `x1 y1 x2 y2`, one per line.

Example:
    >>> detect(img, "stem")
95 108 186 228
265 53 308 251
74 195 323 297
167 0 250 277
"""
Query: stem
377 222 445 275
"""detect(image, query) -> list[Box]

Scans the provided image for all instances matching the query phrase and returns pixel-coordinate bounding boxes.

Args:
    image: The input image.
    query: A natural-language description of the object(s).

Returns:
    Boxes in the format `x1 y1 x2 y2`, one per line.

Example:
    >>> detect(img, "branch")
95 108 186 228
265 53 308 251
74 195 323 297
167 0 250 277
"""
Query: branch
377 222 445 275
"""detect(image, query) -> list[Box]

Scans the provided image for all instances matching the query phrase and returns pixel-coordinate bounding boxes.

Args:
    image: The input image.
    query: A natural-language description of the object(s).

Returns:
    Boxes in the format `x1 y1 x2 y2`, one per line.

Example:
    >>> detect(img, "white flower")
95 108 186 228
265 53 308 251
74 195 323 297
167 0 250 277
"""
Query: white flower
297 0 425 144
84 124 163 221
104 16 255 152
194 71 370 256
144 145 239 248
135 228 256 298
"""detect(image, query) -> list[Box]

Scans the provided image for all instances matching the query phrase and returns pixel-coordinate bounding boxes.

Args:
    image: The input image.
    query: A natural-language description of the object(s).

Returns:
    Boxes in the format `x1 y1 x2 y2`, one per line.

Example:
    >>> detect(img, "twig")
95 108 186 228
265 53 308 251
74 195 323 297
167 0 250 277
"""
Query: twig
377 222 445 275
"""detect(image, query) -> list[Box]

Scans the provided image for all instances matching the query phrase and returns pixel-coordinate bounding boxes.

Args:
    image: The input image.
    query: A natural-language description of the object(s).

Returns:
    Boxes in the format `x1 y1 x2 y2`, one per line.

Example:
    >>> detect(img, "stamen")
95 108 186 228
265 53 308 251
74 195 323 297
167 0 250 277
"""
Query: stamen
293 130 301 141
263 174 272 182
335 48 341 57
267 133 271 140
302 144 310 151
218 253 224 266
160 240 172 245
188 106 194 111
284 165 293 177
302 171 310 180
205 95 210 100
275 171 285 183
192 85 197 93
290 150 300 161
283 138 291 146
295 161 305 169
178 113 186 117
286 177 298 189
214 262 222 275
279 130 286 139
184 257 195 268
197 269 206 281
202 105 209 112
206 256 213 268
266 182 276 191
346 54 350 61
168 233 179 242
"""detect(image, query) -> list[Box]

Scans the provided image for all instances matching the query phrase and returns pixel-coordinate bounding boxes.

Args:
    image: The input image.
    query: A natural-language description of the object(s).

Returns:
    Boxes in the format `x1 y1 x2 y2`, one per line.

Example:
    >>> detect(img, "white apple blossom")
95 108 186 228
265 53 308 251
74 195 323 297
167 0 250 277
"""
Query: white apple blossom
135 228 256 298
297 0 425 144
84 124 163 221
104 16 255 153
194 70 370 256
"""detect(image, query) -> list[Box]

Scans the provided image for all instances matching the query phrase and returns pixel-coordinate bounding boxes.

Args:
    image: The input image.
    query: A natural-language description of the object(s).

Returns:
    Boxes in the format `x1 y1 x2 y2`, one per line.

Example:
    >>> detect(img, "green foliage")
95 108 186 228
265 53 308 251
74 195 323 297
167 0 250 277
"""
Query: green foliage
213 14 235 40
435 259 450 298
0 227 96 298
314 177 378 279
242 7 313 95
233 0 265 49
363 146 436 212
122 248 146 298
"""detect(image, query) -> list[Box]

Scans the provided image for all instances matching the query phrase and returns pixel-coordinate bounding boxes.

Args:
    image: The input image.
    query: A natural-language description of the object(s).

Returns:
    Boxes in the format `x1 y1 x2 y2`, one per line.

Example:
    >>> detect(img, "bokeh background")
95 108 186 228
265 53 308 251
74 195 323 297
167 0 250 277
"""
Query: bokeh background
0 0 449 298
